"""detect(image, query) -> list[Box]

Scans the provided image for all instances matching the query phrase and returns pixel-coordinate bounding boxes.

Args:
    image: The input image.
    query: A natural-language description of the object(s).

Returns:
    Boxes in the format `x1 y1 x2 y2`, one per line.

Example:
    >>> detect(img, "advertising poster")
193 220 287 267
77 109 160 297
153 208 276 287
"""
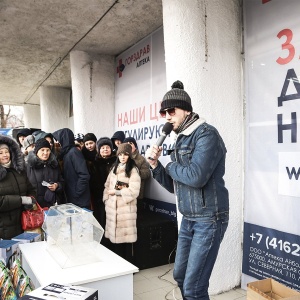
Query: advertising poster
114 28 176 220
242 0 300 290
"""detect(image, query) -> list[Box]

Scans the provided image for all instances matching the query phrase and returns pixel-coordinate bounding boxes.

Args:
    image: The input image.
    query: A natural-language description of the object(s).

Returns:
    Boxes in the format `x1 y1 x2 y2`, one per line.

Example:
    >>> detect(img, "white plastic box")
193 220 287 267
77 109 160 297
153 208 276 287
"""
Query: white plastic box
42 203 104 268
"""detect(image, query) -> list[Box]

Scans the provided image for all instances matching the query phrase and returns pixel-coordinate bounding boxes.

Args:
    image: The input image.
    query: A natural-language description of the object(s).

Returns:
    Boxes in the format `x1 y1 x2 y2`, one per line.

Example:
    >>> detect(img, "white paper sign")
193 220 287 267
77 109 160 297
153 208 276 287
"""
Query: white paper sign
278 152 300 197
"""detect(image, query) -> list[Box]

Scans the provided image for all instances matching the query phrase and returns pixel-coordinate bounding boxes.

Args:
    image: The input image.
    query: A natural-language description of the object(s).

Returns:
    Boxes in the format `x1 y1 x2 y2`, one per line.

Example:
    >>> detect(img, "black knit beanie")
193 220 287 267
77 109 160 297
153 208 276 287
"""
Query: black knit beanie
160 80 193 113
34 138 51 154
83 133 97 143
97 137 113 152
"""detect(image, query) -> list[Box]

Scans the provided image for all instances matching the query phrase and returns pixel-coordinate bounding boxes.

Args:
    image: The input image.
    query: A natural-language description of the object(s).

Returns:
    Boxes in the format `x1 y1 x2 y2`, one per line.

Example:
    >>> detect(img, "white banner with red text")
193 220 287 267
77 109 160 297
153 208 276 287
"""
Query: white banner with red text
114 28 177 220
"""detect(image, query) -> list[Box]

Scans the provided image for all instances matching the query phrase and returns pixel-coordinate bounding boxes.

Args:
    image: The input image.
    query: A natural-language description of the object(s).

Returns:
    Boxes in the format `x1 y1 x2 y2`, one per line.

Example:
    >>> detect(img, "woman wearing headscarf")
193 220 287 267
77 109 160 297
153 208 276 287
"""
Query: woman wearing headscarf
26 138 65 208
0 135 36 239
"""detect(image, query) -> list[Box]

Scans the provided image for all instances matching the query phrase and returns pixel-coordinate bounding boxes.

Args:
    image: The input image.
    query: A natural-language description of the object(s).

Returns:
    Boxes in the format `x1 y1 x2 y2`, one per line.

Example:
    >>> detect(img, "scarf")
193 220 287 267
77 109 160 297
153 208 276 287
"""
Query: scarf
175 112 200 134
118 163 126 170
82 147 97 162
2 161 11 168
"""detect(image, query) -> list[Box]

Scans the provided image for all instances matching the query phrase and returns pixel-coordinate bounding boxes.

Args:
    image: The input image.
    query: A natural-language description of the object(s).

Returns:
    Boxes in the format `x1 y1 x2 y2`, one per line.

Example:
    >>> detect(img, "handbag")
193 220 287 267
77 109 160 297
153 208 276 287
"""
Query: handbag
115 180 129 190
21 202 45 230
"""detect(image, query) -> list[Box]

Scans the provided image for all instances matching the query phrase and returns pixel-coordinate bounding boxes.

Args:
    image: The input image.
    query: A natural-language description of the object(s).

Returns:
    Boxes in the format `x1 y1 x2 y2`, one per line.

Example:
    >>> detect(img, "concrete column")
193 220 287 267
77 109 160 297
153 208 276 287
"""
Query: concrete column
70 51 115 138
162 0 242 294
39 86 71 133
23 104 41 129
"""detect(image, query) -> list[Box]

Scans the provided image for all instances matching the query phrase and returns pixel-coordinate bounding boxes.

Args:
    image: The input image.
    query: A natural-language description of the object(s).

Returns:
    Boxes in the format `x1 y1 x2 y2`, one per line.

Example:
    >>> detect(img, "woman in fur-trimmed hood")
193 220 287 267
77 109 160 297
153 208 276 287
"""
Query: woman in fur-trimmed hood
0 135 36 239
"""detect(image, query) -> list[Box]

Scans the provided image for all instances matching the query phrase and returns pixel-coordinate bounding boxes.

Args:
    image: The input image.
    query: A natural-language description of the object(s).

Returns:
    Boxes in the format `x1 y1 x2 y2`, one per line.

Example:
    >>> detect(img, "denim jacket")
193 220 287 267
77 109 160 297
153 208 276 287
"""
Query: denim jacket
152 119 229 220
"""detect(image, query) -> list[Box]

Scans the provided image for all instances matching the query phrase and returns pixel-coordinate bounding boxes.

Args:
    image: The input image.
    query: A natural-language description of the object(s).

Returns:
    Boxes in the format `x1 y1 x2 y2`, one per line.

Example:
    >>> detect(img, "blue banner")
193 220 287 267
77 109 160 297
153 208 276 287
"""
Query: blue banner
243 222 300 291
142 198 177 221
0 128 11 135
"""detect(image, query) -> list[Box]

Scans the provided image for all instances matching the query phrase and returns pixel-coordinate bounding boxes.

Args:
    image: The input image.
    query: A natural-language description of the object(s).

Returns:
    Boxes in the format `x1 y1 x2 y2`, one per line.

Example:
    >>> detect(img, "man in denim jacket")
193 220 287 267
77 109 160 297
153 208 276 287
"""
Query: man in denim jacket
146 81 229 300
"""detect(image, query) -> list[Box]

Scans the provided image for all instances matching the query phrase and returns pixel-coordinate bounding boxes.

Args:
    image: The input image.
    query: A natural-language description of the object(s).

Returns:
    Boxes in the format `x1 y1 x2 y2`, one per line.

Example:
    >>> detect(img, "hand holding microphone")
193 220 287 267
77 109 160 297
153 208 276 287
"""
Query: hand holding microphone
146 122 173 167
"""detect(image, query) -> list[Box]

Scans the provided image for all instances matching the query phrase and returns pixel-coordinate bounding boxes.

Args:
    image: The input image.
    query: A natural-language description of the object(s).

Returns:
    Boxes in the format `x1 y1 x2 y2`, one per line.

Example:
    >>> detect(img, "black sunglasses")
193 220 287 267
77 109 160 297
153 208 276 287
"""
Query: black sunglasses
160 107 176 118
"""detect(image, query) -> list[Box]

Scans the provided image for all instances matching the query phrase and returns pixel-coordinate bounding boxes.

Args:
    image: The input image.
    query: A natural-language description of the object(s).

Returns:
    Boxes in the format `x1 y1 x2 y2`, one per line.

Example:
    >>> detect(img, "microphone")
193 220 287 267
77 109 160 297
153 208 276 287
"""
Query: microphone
156 122 173 146
148 122 173 160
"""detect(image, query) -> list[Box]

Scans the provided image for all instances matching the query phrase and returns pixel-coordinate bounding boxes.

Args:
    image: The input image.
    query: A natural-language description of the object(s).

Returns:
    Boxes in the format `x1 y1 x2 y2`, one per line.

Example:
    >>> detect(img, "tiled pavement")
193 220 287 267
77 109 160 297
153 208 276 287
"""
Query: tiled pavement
133 263 246 300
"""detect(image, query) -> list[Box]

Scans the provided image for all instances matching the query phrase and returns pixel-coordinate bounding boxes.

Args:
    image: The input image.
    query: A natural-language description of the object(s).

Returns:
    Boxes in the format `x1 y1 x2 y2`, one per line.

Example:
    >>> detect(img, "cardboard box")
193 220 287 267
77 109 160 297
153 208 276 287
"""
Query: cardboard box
19 283 98 300
247 278 300 299
12 232 41 243
0 239 20 265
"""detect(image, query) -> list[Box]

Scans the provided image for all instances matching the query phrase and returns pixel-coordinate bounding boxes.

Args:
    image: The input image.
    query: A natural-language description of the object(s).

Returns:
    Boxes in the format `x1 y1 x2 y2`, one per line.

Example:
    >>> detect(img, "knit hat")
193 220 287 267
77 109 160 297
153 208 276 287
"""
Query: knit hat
123 137 138 150
97 137 113 152
23 135 35 150
116 143 132 158
0 144 9 150
74 133 84 142
160 80 193 113
83 133 97 143
34 138 51 154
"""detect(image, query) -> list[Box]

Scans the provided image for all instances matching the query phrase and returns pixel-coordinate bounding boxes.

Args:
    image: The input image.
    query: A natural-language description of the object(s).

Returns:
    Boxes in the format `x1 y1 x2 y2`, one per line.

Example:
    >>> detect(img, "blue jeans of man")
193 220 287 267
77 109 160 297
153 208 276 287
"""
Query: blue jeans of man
173 217 228 300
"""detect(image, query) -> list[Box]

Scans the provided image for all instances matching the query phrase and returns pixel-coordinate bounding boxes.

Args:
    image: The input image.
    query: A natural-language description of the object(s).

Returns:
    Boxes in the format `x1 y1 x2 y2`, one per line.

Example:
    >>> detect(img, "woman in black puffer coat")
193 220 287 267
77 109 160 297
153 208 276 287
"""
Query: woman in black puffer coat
0 135 36 239
89 137 116 247
26 138 65 208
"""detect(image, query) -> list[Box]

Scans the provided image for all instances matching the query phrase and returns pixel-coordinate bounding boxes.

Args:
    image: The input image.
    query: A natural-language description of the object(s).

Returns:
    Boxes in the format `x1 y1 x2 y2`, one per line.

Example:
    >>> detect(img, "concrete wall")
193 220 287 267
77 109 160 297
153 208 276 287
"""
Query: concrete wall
70 51 115 139
23 104 41 129
39 86 71 133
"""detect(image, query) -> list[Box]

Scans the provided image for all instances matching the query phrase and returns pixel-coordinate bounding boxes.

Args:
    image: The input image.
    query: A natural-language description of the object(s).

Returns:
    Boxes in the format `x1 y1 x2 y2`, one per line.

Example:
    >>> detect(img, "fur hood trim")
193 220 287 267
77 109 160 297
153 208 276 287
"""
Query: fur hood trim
27 151 58 169
0 134 25 180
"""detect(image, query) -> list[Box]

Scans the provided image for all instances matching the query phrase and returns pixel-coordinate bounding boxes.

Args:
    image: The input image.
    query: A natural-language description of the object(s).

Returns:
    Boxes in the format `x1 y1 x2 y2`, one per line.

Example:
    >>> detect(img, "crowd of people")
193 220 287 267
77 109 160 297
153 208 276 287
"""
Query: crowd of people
0 127 150 263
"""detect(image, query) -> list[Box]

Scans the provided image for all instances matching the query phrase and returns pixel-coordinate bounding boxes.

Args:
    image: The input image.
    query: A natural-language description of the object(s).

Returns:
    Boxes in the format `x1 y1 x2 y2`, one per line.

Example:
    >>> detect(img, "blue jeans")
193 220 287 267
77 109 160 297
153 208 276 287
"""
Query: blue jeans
173 216 228 300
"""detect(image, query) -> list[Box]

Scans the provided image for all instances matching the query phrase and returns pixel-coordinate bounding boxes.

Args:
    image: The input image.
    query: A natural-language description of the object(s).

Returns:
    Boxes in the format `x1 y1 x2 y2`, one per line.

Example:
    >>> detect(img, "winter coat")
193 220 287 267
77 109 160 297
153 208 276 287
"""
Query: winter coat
89 155 116 228
82 146 98 196
0 135 36 239
90 155 116 200
131 150 151 199
82 147 97 162
52 128 90 208
152 119 229 220
26 151 65 208
103 164 141 243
